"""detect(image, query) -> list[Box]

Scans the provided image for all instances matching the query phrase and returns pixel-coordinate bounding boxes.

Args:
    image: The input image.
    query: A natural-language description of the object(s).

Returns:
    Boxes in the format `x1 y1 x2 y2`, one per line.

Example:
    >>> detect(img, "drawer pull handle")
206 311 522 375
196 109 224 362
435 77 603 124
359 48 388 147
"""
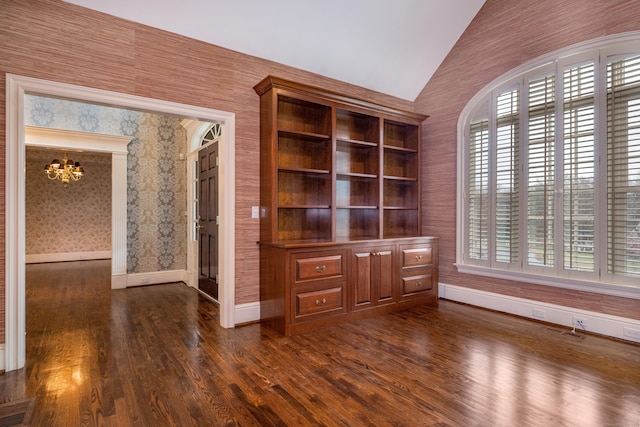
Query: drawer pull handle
315 265 326 273
415 255 423 261
415 282 422 287
315 298 327 306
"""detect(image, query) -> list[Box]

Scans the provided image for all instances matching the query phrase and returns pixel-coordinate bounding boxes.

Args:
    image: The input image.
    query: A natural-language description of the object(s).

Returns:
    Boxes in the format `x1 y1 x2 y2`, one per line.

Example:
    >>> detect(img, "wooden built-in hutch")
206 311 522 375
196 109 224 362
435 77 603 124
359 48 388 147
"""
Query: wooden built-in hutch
254 76 438 335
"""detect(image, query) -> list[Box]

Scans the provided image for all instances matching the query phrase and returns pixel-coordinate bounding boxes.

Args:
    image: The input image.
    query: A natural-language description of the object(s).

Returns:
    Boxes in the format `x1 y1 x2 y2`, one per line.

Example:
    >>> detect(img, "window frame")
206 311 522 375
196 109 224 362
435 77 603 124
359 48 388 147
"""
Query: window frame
457 32 640 299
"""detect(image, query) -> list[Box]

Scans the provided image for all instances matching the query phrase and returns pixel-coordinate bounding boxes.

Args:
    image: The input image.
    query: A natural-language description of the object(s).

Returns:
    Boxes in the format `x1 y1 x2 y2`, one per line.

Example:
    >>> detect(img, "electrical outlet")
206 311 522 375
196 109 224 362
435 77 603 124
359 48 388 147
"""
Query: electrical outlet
532 308 546 320
251 206 259 219
572 316 587 330
623 327 640 342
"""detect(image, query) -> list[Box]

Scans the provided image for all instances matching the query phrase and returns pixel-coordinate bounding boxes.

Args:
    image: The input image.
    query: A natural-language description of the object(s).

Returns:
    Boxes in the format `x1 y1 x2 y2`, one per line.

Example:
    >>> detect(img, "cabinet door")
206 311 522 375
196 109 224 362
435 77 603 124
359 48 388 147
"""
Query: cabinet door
351 245 395 310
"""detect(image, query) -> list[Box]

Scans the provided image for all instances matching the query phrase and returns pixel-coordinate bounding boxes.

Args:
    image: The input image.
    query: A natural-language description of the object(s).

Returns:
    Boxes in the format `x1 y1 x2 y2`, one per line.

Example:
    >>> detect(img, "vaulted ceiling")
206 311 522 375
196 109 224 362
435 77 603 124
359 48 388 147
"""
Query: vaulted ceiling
63 0 485 101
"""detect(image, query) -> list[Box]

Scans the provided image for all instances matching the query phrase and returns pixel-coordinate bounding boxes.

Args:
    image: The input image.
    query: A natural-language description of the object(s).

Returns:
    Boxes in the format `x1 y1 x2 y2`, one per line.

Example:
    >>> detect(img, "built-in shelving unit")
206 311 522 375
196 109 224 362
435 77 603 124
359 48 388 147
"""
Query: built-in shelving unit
255 76 438 335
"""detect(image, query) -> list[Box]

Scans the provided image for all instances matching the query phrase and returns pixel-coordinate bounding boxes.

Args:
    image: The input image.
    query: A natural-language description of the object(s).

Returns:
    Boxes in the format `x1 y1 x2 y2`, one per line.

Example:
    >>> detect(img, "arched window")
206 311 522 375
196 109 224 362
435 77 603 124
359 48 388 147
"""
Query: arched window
201 122 222 146
457 32 640 295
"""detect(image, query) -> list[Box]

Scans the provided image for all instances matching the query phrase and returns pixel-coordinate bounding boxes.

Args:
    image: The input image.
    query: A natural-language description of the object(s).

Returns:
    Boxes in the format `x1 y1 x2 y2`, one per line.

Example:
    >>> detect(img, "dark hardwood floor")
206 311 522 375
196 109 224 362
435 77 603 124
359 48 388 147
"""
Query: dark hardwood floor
0 260 638 426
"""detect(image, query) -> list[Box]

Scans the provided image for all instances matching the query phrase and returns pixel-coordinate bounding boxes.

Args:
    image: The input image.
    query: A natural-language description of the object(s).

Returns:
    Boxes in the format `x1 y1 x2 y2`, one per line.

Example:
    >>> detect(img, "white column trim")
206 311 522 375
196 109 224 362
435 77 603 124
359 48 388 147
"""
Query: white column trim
111 151 128 289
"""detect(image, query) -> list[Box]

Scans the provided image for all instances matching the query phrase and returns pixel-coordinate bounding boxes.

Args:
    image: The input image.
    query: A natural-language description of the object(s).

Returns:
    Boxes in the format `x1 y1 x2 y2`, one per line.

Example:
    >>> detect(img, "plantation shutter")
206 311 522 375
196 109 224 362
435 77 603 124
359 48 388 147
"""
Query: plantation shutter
527 75 556 267
495 90 520 264
563 63 596 272
468 118 490 261
607 55 640 278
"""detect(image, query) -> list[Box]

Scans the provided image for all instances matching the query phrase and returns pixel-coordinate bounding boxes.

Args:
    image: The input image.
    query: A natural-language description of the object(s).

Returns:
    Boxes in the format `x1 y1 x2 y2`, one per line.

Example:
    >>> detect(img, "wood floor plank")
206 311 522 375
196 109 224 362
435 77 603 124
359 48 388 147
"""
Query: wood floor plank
0 259 636 426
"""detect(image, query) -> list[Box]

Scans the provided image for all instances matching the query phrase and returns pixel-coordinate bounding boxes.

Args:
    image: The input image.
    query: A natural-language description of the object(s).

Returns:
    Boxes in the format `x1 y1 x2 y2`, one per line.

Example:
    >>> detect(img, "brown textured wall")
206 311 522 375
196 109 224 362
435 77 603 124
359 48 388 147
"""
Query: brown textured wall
415 0 640 320
0 0 415 337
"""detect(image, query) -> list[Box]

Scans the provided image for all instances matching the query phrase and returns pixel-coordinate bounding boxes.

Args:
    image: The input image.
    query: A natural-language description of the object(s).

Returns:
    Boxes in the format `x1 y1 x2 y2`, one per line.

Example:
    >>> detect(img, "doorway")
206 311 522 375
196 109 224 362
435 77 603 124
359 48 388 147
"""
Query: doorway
6 74 237 371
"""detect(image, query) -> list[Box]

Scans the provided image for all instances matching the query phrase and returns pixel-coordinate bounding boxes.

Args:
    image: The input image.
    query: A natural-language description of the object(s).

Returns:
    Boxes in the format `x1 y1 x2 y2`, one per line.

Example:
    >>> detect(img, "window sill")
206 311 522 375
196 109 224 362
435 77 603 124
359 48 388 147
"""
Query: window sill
454 263 640 300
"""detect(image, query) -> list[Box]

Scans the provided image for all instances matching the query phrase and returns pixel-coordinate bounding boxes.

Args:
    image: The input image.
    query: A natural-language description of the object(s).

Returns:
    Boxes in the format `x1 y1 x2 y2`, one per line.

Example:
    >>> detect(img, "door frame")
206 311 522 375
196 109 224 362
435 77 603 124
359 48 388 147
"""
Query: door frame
5 74 236 371
182 120 223 297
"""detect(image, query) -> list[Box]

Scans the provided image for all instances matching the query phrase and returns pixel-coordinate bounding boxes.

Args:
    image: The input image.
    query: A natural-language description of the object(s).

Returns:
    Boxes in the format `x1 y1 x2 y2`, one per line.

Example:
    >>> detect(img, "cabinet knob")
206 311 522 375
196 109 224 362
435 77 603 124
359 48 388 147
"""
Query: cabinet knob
415 255 422 261
315 265 326 273
415 282 422 288
315 298 327 306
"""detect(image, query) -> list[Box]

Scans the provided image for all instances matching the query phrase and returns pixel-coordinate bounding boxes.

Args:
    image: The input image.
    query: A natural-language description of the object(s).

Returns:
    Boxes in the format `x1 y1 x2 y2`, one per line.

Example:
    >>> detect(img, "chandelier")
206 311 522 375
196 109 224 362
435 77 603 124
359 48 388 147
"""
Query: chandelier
44 153 84 184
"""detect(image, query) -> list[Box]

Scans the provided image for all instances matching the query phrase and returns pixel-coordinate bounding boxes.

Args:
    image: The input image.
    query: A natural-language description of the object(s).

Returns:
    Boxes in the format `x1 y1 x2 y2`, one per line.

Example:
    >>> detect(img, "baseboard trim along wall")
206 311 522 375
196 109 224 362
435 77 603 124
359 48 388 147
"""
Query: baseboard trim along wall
26 251 111 264
235 302 260 325
439 283 640 344
126 270 189 287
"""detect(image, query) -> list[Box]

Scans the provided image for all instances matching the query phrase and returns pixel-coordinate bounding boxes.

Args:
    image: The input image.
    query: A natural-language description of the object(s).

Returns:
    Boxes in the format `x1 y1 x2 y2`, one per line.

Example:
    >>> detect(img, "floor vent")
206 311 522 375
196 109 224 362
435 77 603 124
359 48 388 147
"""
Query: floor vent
0 398 34 427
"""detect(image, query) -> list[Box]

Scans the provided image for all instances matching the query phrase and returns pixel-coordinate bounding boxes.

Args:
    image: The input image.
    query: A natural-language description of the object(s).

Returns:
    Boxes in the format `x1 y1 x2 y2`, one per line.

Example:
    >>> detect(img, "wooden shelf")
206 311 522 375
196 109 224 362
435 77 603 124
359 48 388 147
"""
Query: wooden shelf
383 144 417 153
279 205 332 209
278 129 331 140
279 167 331 174
337 138 378 147
336 172 378 179
383 175 418 181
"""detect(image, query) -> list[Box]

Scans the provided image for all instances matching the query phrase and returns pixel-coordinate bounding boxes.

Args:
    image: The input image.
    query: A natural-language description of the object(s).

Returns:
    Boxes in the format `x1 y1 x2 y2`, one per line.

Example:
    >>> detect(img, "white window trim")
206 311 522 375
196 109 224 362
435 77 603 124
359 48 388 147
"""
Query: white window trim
457 31 640 300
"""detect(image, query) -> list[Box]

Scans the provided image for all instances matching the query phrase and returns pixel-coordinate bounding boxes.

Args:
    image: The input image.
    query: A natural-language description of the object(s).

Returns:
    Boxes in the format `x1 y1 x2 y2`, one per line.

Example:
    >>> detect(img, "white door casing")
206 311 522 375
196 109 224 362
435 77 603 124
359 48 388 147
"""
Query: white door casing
5 74 236 371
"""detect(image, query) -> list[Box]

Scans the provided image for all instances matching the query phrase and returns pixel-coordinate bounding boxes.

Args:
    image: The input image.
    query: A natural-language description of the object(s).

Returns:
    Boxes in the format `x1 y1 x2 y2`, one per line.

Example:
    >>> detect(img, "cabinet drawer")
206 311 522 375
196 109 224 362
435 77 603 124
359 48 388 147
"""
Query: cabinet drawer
295 287 344 317
402 273 433 295
402 247 433 268
295 254 344 283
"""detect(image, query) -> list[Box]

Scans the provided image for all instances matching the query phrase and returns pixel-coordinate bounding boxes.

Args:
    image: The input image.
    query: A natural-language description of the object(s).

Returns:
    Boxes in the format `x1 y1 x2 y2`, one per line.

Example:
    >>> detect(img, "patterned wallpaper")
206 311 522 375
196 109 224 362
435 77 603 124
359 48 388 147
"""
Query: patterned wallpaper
24 95 188 273
26 148 112 254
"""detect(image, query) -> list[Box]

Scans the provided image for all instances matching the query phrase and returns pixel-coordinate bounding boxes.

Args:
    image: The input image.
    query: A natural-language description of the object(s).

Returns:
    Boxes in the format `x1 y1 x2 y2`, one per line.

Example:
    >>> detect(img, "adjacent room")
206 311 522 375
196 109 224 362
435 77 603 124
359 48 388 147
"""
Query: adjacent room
1 0 639 425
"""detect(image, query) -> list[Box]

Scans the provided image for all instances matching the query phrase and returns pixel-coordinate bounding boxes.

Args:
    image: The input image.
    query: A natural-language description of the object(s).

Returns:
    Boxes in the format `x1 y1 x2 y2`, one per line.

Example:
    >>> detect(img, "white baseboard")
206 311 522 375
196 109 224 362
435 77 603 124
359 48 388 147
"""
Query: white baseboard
111 273 127 290
439 283 640 344
126 270 188 287
235 302 260 325
26 251 111 264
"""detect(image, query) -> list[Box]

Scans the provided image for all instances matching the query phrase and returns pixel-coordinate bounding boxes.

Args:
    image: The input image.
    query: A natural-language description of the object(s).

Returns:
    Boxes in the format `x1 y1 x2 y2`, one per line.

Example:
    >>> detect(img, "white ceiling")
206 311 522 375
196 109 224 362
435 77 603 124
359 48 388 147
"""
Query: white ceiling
63 0 485 101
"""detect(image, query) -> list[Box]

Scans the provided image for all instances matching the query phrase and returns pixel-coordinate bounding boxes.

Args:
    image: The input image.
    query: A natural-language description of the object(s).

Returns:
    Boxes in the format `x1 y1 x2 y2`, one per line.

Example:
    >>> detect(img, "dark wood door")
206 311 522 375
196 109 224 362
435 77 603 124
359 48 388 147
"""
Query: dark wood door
198 142 219 300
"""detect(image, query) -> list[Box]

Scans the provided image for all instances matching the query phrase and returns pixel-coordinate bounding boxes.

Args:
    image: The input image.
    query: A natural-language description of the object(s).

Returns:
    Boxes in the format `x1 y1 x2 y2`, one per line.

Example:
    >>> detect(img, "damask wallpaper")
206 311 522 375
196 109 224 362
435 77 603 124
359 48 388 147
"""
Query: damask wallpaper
26 148 112 254
24 95 188 273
